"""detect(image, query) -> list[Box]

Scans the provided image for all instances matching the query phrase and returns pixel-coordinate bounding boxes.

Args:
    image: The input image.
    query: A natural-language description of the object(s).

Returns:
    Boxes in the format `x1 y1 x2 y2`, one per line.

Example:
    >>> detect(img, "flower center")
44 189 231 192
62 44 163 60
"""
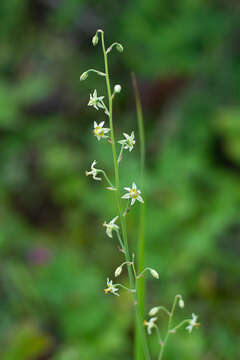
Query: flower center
94 127 104 137
130 189 139 199
104 287 111 294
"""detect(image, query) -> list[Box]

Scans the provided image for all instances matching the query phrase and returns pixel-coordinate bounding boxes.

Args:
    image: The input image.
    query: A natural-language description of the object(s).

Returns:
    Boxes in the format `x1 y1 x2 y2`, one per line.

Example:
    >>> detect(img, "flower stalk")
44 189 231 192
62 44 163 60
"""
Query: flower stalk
100 30 151 360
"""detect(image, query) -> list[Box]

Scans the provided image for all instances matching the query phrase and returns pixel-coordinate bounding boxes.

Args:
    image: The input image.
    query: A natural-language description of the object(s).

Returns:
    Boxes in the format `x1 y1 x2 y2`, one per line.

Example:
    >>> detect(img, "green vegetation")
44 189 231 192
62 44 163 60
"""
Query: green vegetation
0 1 240 359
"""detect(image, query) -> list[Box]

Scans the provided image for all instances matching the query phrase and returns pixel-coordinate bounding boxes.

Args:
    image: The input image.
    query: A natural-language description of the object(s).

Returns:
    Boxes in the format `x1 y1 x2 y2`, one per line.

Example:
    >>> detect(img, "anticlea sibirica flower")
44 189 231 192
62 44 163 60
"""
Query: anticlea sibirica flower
122 182 144 206
93 121 110 141
85 160 101 181
186 313 199 333
103 216 119 238
88 89 105 110
144 317 157 335
118 132 135 152
104 278 119 296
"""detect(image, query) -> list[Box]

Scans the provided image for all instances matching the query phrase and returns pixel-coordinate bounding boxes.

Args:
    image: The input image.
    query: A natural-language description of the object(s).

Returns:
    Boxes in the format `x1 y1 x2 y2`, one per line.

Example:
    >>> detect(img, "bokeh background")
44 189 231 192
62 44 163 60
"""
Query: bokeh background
1 1 240 359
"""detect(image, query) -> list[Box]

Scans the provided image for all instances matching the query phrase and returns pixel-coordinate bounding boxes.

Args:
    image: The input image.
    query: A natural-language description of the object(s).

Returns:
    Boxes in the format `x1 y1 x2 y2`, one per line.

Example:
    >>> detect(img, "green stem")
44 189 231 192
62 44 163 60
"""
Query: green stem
101 31 151 360
158 295 179 360
115 230 125 252
170 319 190 333
132 73 146 360
99 170 114 187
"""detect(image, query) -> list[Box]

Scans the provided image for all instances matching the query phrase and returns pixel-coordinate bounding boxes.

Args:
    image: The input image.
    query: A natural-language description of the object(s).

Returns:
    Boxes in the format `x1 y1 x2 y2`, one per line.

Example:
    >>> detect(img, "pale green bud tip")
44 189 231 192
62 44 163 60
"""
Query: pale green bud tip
116 43 124 52
115 266 122 277
114 84 121 93
80 72 88 81
149 307 159 316
179 298 184 309
150 269 159 279
92 34 99 46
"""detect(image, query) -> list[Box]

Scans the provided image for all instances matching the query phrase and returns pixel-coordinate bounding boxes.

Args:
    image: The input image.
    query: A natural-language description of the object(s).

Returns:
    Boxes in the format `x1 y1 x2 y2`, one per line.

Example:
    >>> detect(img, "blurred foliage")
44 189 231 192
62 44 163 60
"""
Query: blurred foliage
0 0 240 359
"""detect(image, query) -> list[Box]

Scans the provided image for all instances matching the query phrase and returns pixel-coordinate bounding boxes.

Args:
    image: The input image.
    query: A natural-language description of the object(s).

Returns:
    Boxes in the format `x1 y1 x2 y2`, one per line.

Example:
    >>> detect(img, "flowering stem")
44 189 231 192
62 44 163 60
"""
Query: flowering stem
170 319 190 333
137 267 152 279
115 283 136 293
154 324 163 345
100 30 151 360
158 295 179 360
115 230 125 252
99 170 114 187
156 306 170 317
117 144 124 164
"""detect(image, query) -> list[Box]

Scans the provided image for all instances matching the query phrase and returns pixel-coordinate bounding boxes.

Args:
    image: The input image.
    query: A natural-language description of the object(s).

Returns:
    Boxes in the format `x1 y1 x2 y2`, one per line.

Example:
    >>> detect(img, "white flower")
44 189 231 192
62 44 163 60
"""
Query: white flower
118 132 135 152
186 313 199 333
88 90 105 110
104 278 119 296
103 216 119 238
144 317 157 335
85 160 101 181
122 182 144 206
149 307 159 316
114 84 121 93
93 121 110 141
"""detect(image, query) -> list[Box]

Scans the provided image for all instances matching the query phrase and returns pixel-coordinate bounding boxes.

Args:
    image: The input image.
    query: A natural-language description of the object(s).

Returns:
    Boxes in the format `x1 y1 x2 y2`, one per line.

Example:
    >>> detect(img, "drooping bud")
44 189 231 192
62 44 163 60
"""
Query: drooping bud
116 43 124 52
179 297 184 309
80 72 88 81
149 307 159 316
115 266 122 277
92 33 99 46
150 268 159 279
114 84 121 93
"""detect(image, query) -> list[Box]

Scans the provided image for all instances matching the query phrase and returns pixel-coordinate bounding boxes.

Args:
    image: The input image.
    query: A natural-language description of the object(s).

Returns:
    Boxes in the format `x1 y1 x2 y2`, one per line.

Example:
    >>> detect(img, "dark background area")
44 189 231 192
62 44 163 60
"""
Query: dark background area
0 0 240 359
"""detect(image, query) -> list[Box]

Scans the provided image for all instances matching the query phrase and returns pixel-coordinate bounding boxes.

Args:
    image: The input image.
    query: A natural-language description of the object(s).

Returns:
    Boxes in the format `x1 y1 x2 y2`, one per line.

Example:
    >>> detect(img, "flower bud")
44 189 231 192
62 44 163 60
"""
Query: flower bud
116 43 123 52
149 307 159 316
150 269 159 279
115 266 122 277
80 72 88 81
114 84 121 93
179 297 184 309
92 34 99 46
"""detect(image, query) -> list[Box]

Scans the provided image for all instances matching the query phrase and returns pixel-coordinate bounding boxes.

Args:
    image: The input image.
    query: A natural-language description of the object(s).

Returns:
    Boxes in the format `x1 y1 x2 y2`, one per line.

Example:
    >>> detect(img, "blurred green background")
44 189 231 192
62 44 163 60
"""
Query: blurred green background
1 0 240 359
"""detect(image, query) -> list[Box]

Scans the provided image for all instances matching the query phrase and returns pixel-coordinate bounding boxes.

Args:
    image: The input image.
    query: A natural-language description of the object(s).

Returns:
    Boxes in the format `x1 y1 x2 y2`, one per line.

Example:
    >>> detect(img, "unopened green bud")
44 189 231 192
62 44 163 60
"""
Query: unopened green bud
116 43 123 52
115 266 122 277
80 72 88 81
114 84 121 93
150 268 159 279
92 34 99 46
149 307 159 316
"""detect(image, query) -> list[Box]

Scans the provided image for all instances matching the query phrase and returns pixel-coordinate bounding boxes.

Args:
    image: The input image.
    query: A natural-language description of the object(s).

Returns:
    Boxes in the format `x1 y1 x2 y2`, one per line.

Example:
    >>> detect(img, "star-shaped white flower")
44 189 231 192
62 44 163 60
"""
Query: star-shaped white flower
85 160 101 181
144 317 157 335
186 313 199 333
122 182 144 206
118 132 135 152
103 216 119 238
88 89 105 110
104 278 119 296
93 121 110 141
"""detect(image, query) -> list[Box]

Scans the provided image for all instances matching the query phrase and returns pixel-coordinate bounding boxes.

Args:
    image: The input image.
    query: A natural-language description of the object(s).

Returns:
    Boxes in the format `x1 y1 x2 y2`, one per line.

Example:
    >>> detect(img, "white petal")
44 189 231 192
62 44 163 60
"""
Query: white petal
131 198 136 206
124 187 131 191
122 193 130 199
132 182 137 189
99 121 105 127
137 195 144 203
111 216 119 224
94 121 98 128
